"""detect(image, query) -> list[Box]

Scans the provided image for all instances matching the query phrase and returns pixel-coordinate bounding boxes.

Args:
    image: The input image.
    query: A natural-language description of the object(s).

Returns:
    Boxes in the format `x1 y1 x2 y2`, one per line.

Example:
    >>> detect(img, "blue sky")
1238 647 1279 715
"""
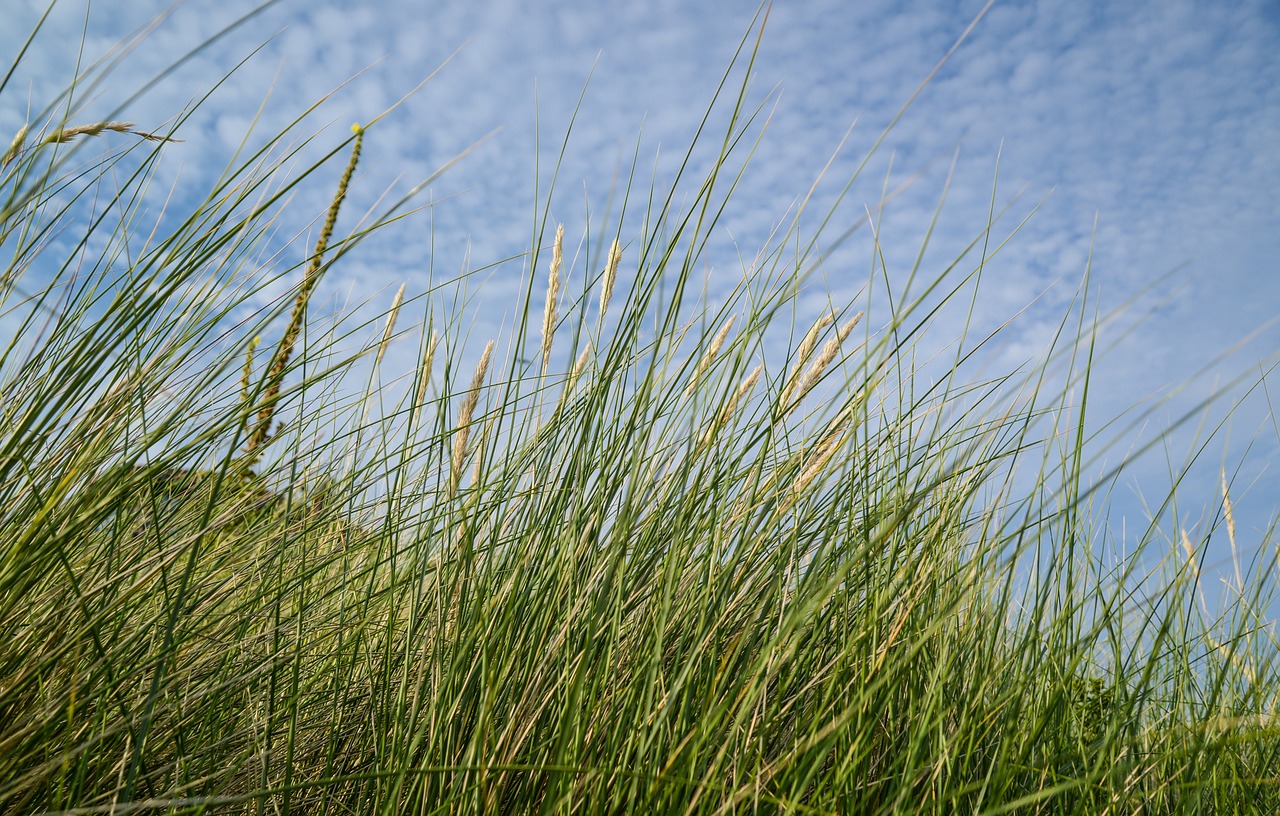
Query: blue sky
5 0 1279 599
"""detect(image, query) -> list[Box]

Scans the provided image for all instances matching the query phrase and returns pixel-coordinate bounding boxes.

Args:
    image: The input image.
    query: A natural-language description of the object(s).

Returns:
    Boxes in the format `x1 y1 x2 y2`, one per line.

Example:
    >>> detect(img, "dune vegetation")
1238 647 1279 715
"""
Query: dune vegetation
2 6 1278 815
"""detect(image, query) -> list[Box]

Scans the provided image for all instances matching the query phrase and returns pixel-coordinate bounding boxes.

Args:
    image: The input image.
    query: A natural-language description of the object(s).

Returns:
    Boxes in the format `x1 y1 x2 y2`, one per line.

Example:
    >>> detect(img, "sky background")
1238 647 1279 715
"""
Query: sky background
4 0 1279 602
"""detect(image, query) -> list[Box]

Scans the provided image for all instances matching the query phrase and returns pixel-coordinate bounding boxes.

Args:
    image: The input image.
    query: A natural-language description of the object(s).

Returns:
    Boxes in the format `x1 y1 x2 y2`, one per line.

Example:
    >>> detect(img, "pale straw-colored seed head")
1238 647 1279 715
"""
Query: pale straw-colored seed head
698 363 763 451
375 283 406 369
765 422 848 523
795 313 834 371
719 364 763 430
44 121 134 143
791 423 847 496
1180 527 1210 617
600 238 621 323
41 121 180 145
1180 528 1199 574
684 314 736 400
554 343 593 415
572 342 592 380
779 312 834 409
783 311 863 415
541 224 564 373
412 328 439 428
1222 469 1241 591
451 339 495 496
471 414 495 490
1221 469 1237 552
3 124 28 168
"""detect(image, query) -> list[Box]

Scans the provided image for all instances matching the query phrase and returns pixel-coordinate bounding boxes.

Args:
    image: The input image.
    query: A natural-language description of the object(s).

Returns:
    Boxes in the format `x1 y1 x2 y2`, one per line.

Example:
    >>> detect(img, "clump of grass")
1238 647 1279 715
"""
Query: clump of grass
1 7 1278 816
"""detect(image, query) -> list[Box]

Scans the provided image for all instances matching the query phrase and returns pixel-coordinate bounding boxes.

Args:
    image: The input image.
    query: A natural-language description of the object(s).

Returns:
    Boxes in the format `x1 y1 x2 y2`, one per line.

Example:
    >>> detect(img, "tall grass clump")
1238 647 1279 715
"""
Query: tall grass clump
3 6 1279 815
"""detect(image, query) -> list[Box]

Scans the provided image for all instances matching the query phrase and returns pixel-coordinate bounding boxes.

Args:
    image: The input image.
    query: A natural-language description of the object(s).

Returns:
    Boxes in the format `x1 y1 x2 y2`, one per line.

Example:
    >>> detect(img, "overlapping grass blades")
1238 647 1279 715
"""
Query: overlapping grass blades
1 4 1278 814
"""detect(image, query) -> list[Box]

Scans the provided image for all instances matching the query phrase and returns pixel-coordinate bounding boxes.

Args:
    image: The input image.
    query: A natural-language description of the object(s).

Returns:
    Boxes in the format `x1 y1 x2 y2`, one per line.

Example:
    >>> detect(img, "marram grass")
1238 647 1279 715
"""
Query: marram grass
2 8 1279 816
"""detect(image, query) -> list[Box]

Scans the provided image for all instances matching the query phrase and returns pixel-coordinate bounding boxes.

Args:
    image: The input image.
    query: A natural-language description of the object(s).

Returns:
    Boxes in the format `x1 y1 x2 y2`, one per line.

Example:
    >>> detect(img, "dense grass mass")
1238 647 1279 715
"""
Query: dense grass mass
3 8 1279 815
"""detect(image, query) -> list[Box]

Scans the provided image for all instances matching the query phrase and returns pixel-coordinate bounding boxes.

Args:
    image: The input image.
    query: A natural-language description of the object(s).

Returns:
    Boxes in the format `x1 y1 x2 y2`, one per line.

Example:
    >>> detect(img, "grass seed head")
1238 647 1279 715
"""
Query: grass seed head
783 311 863 416
375 283 406 369
3 124 28 167
727 364 763 418
245 128 363 462
796 312 834 369
600 238 621 323
684 314 736 400
572 342 592 380
779 312 834 409
1223 469 1242 590
451 339 495 496
699 363 763 451
41 121 180 145
792 424 847 496
541 224 564 372
412 328 439 428
554 343 593 414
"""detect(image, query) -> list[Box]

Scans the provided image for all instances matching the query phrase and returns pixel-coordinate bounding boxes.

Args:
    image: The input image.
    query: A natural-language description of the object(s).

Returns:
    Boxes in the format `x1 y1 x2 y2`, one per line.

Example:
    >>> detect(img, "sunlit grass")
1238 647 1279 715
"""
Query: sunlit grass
2 5 1278 815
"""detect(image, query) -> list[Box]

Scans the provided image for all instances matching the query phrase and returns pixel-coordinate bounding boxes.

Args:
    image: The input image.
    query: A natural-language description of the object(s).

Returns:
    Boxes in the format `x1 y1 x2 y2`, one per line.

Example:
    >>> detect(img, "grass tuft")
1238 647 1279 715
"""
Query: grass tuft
1 8 1277 816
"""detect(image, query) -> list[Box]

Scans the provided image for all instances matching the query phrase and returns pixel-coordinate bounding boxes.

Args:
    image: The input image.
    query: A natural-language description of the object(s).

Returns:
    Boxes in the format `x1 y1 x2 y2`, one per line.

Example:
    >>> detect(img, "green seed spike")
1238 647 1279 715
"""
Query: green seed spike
242 129 363 470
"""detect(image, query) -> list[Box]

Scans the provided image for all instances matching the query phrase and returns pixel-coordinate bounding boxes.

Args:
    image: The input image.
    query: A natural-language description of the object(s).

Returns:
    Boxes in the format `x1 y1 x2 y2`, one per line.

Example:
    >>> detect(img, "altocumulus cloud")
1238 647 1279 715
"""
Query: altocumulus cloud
3 0 1279 594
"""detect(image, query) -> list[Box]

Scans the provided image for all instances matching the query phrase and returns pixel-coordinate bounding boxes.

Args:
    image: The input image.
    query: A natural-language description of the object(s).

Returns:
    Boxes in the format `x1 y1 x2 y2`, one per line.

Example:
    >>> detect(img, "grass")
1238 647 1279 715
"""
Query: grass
2 5 1279 814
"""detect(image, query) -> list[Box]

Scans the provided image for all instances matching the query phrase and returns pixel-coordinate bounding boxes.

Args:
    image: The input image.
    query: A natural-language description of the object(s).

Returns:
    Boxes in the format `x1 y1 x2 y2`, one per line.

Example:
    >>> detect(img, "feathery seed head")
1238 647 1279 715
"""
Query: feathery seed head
1222 470 1237 552
1181 528 1201 578
792 424 847 495
600 238 621 323
41 121 179 145
554 343 593 415
375 283 406 369
45 121 132 143
1223 469 1242 590
572 343 592 380
783 311 863 416
796 313 835 370
699 363 764 451
732 364 764 408
411 329 439 430
685 314 736 400
811 312 863 377
451 339 495 496
462 341 495 419
541 224 564 372
780 313 834 409
471 415 495 489
3 124 28 167
837 311 863 342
